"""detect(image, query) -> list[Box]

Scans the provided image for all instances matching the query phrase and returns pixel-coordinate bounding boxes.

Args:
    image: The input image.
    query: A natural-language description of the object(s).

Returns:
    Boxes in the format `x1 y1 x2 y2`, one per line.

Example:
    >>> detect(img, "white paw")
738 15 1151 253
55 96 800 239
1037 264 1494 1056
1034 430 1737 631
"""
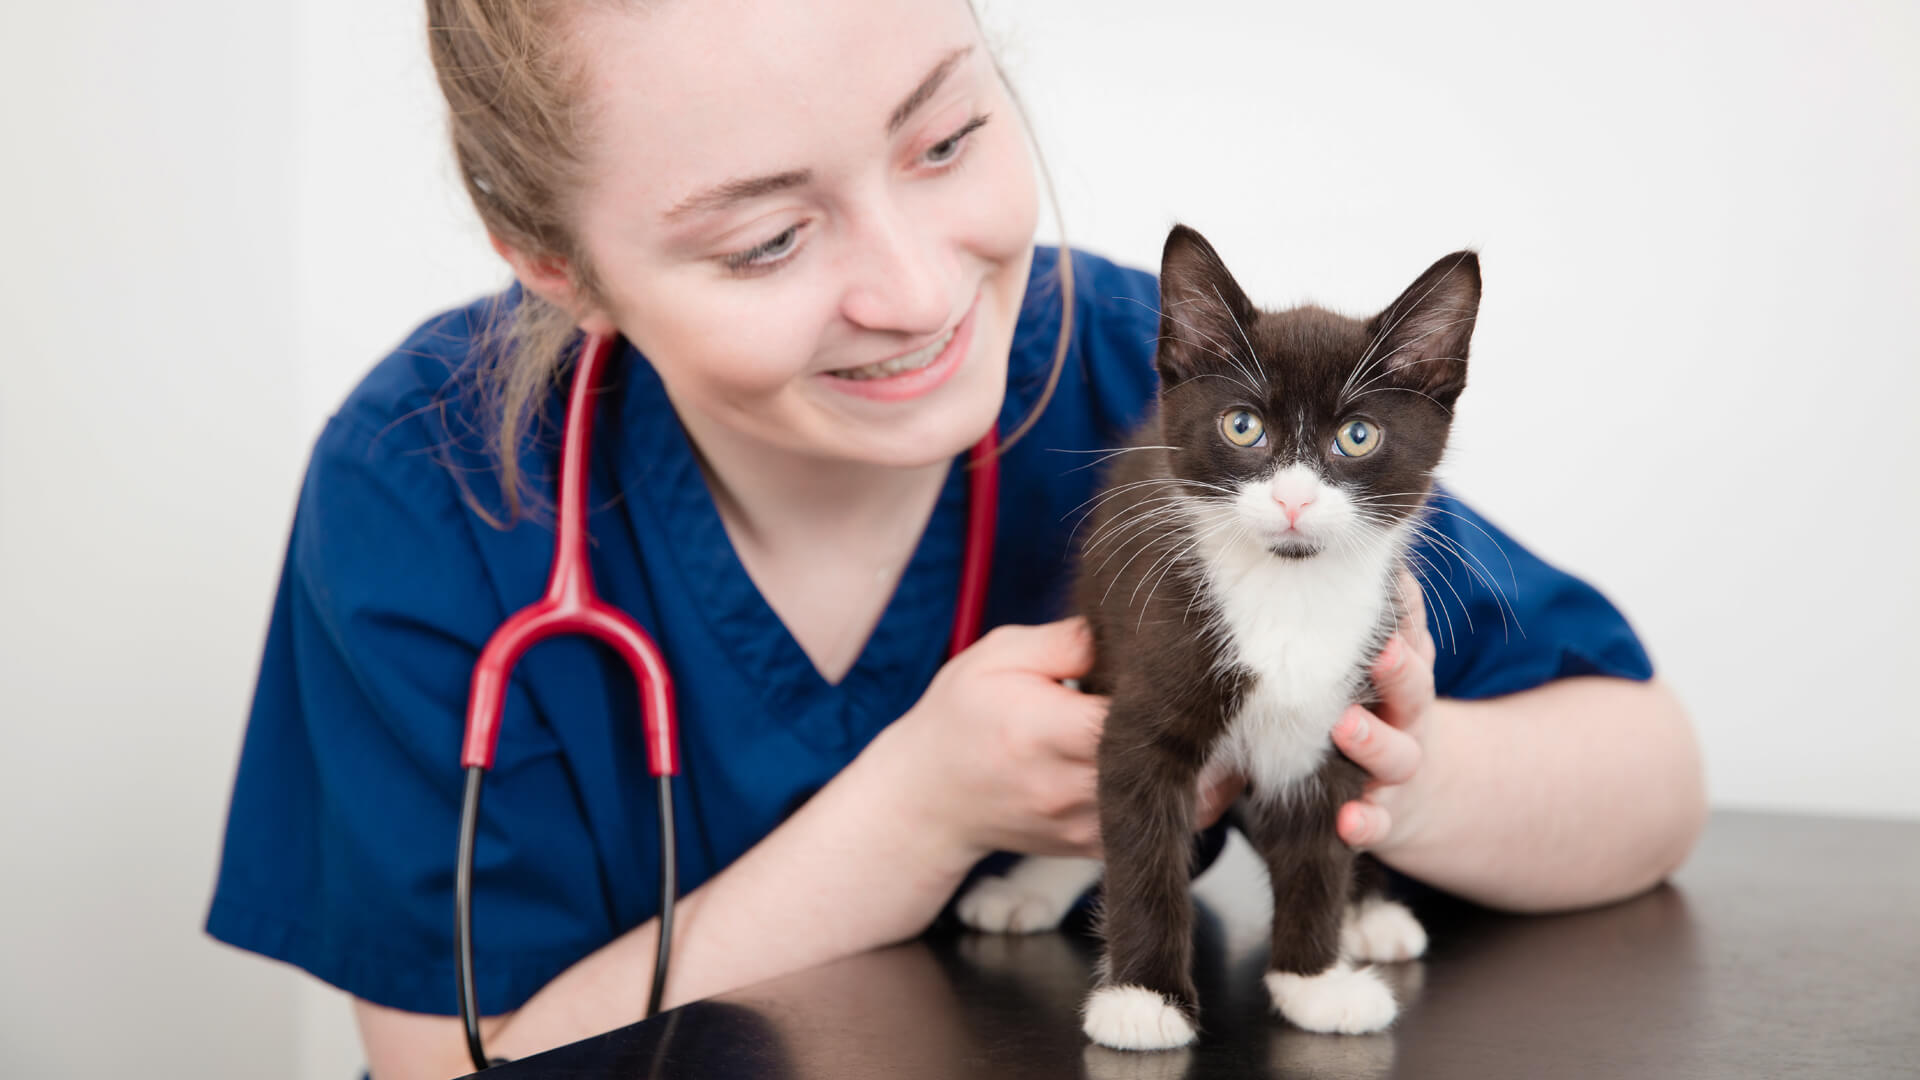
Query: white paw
956 875 1072 934
1340 899 1428 963
1265 964 1398 1034
1082 985 1198 1051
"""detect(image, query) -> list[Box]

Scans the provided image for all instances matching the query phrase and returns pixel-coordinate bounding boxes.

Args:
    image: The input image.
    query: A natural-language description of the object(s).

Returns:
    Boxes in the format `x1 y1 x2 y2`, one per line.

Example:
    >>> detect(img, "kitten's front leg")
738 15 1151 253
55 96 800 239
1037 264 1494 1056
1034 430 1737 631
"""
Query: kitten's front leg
1082 734 1203 1051
957 855 1105 934
1244 773 1398 1035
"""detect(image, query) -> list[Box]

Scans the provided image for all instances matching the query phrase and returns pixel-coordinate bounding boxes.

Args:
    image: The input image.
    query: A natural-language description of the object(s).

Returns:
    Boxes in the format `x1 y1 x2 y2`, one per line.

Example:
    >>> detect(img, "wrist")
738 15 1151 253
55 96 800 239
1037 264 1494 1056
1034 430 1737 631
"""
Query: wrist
850 721 982 887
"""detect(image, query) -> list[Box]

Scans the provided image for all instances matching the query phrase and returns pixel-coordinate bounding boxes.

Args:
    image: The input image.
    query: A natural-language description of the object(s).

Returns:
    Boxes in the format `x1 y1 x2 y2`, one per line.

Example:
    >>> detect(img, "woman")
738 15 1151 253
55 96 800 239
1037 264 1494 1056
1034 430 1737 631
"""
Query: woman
206 1 1705 1076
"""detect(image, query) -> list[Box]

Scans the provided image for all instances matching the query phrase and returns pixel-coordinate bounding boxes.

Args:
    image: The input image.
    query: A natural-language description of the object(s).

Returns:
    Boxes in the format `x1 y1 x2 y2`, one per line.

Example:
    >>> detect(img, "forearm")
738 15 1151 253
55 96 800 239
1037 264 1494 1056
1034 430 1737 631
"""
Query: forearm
384 740 975 1076
1378 676 1706 913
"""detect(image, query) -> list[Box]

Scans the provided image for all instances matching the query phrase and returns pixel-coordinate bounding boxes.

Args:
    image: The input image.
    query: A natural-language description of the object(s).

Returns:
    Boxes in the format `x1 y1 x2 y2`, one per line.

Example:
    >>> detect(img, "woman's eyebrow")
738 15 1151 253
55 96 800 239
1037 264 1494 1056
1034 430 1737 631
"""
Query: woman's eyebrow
665 170 812 222
663 45 976 224
887 45 974 136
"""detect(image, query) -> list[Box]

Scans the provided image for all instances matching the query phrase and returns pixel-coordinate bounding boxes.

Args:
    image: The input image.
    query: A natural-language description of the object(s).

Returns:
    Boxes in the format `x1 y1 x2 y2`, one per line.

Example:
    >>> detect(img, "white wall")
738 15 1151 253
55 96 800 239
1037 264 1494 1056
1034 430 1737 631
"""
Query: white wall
2 1 1914 1077
0 2 306 1077
982 0 1920 817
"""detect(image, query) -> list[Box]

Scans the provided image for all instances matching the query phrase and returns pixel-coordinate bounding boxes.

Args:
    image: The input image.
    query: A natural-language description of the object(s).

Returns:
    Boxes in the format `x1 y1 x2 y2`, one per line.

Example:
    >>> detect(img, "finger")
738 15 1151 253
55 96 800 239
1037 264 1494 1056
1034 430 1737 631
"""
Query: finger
1337 799 1392 851
1395 569 1425 634
1040 802 1104 859
1370 634 1436 729
1394 569 1437 663
1333 704 1423 785
985 617 1095 681
1045 692 1109 762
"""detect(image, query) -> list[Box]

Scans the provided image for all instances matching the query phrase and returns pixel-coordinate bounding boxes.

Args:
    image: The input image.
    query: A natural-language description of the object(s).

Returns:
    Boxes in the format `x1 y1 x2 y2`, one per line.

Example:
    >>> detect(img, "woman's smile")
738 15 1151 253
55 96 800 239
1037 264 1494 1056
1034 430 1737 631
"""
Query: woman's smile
819 289 978 402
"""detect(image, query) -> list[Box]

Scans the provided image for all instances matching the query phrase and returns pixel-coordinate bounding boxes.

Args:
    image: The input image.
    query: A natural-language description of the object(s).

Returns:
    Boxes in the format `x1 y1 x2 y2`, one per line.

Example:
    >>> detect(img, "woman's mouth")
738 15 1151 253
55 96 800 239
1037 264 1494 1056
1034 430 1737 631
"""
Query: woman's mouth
829 324 957 381
819 294 979 403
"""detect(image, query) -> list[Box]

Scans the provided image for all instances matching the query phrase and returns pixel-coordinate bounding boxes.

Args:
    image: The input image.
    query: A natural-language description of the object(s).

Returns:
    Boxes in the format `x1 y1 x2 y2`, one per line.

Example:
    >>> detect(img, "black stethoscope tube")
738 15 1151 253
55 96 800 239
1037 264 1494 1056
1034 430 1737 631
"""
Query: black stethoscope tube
456 768 678 1073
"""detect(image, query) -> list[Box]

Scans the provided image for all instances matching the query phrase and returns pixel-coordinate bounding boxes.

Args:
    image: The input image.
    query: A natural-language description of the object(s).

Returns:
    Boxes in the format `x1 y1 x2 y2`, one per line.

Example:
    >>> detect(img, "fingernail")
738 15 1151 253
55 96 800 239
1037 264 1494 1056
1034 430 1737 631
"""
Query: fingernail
1343 710 1369 742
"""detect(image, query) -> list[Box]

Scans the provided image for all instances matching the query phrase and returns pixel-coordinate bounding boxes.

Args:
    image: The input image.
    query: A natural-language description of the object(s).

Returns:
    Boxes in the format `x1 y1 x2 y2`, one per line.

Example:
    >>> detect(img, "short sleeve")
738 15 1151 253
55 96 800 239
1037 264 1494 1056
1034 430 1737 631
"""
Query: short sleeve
204 416 618 1016
1412 489 1654 701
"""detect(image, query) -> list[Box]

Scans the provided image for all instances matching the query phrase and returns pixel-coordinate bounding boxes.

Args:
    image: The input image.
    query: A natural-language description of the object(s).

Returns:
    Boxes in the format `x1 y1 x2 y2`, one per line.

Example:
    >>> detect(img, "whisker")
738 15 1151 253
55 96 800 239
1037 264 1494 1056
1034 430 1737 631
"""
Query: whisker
1063 475 1193 522
1098 508 1203 606
1212 284 1266 382
1401 551 1458 655
1132 514 1240 626
1349 499 1524 607
1120 294 1264 392
1046 444 1181 474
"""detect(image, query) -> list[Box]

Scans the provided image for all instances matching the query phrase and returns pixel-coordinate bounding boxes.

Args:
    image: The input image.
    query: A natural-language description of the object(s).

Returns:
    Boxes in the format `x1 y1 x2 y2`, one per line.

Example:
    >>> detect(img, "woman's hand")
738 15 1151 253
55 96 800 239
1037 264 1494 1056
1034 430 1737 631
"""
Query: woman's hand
1331 570 1440 853
882 618 1107 860
868 617 1239 864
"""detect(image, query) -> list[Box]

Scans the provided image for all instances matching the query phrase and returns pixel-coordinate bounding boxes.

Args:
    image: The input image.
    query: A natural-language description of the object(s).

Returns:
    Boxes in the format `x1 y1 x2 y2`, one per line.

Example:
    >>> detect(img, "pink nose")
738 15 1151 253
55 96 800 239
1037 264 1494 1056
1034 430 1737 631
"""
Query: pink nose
1274 495 1315 526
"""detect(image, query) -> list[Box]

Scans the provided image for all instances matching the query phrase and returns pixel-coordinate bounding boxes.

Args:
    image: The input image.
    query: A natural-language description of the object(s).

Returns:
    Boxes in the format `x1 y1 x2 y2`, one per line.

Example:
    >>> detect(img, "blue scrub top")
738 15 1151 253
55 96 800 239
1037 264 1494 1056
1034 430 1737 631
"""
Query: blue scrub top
205 247 1653 1017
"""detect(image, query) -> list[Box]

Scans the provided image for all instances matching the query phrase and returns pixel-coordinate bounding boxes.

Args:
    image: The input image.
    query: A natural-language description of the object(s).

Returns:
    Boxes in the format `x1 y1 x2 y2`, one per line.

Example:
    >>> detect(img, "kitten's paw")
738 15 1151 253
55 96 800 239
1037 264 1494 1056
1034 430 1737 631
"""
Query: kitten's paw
1265 964 1397 1034
1340 898 1428 963
1082 985 1198 1051
956 875 1072 934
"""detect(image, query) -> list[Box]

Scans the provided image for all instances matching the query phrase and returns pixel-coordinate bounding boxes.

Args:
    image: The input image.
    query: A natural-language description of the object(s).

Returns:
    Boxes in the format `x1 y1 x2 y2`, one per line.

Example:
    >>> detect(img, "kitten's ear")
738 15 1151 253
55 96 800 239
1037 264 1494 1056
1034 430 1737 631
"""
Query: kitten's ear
1365 251 1481 409
1157 225 1257 388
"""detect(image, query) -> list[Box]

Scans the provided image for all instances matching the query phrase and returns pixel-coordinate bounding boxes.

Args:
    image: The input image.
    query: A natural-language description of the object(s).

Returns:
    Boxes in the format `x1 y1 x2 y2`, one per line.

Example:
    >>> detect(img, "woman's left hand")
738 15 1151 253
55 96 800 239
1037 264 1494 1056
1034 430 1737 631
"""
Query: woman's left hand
1331 570 1440 852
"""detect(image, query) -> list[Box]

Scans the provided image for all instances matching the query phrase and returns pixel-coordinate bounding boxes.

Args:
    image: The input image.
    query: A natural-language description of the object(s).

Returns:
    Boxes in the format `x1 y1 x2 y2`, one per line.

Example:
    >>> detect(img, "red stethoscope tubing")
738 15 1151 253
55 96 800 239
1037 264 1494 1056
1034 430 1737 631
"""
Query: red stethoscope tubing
455 331 998 1069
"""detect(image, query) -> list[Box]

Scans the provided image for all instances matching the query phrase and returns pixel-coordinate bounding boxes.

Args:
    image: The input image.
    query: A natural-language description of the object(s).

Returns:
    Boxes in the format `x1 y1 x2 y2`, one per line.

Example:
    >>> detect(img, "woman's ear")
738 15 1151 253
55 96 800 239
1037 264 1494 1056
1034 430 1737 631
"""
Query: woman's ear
487 233 618 336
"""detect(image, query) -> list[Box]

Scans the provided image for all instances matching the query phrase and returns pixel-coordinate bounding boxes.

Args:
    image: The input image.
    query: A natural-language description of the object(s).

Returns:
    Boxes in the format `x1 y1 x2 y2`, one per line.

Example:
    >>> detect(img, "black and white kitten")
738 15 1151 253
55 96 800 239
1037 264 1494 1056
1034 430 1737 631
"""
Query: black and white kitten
955 225 1481 1050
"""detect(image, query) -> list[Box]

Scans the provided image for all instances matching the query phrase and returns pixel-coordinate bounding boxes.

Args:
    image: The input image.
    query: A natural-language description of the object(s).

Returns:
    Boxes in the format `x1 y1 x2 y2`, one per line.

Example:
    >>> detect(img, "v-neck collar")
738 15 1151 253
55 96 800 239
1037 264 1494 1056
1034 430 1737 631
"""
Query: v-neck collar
608 340 967 753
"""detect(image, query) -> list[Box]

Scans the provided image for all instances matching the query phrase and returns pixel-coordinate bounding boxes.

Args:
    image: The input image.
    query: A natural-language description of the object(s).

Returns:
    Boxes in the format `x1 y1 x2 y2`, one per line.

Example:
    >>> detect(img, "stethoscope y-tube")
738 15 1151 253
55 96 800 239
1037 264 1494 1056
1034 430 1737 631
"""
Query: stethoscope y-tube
456 334 679 1071
454 332 997 1071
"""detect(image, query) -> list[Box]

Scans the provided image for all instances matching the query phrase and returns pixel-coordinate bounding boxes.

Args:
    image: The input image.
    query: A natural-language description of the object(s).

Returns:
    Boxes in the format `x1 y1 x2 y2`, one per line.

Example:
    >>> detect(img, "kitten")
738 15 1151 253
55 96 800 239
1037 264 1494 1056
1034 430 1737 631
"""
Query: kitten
955 225 1481 1051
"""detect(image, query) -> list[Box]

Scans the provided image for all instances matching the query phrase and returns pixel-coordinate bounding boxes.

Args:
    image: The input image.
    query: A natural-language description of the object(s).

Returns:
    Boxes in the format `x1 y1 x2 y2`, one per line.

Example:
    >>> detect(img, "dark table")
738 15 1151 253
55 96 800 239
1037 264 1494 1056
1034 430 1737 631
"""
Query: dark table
473 812 1920 1079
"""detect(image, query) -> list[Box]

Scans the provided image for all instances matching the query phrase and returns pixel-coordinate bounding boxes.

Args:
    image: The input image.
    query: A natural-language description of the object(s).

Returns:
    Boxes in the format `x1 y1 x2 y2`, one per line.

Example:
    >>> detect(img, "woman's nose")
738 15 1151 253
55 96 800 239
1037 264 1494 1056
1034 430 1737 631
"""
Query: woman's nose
838 207 954 335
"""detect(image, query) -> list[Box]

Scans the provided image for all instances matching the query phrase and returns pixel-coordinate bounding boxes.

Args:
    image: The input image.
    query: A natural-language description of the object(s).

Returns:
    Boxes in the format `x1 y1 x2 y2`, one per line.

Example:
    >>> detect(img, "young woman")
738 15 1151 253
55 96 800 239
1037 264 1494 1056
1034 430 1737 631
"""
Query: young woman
206 1 1705 1076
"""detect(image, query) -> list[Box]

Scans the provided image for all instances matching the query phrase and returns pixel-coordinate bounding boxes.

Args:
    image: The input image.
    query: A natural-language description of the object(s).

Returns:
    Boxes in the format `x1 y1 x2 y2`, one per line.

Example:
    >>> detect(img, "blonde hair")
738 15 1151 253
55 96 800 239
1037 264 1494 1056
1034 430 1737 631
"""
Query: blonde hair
425 0 1074 525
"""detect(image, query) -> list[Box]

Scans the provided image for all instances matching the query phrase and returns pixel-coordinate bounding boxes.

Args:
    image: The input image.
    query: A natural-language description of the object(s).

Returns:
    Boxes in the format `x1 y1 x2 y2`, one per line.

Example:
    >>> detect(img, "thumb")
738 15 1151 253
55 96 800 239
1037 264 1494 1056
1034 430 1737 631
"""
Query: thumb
983 617 1096 681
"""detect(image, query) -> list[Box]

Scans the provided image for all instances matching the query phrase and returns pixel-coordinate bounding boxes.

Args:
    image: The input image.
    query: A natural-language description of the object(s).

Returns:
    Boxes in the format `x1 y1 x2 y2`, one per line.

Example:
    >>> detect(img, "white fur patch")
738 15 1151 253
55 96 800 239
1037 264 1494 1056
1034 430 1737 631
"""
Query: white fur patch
1341 898 1428 963
1188 474 1404 802
1082 985 1198 1050
956 856 1104 934
1264 963 1398 1034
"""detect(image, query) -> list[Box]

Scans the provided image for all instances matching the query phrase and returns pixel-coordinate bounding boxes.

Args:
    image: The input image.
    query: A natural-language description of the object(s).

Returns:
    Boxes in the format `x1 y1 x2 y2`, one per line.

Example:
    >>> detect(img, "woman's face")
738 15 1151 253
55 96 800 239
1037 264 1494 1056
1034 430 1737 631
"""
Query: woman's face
567 0 1040 468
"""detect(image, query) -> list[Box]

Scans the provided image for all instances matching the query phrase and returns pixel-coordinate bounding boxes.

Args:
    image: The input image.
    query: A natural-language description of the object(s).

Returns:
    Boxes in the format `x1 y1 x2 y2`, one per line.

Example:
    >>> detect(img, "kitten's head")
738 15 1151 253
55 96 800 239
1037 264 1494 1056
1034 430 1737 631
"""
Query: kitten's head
1153 225 1480 561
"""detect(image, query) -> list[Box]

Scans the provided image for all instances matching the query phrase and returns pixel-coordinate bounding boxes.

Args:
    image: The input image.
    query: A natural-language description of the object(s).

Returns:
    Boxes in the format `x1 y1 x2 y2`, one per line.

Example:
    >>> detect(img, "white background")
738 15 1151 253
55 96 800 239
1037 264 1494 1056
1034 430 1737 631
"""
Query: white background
2 0 1914 1076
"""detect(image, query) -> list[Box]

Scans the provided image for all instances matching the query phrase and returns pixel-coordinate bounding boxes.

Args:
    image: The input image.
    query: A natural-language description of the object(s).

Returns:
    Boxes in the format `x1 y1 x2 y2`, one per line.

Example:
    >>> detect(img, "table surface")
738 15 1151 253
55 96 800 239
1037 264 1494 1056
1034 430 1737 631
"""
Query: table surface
472 811 1920 1079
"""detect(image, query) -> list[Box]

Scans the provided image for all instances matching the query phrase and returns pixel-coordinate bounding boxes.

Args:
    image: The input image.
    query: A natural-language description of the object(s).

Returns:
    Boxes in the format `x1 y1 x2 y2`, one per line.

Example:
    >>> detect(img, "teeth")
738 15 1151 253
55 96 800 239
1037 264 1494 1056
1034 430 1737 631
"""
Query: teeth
831 326 955 381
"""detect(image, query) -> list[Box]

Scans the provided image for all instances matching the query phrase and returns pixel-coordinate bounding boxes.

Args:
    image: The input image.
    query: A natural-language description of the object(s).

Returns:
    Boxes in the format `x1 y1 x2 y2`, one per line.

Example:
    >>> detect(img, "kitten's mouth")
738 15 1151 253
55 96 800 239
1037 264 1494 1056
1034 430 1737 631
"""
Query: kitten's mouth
1267 535 1322 560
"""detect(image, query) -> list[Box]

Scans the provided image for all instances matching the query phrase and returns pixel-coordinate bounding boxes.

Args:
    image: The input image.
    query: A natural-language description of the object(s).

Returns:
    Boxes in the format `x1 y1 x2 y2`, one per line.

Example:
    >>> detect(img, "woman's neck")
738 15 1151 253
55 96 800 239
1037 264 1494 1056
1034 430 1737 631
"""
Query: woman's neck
678 413 951 548
672 401 958 683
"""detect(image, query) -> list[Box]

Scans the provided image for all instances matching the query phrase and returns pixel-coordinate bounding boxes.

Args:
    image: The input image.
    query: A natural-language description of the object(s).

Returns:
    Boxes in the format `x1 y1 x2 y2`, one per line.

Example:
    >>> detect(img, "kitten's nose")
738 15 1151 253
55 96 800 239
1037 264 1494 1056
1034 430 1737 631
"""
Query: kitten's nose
1274 497 1314 527
1270 471 1318 527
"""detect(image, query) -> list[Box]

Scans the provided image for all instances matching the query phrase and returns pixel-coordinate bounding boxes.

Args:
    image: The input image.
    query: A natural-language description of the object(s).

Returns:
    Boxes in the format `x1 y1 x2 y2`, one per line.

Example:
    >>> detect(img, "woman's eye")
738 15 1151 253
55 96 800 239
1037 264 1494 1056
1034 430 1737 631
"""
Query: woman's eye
1220 409 1267 448
722 224 804 274
1333 419 1381 458
923 114 990 168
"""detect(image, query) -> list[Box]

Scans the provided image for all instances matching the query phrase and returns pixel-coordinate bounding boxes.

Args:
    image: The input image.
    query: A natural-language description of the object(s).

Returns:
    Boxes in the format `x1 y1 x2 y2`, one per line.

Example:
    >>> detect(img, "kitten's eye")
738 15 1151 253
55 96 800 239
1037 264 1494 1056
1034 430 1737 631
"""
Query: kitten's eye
1333 419 1381 458
1220 409 1267 448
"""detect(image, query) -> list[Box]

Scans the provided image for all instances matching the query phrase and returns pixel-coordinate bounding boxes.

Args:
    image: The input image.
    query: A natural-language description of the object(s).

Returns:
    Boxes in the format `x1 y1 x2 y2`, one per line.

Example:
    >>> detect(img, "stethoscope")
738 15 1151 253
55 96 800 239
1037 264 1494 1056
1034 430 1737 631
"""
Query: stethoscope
454 331 1000 1070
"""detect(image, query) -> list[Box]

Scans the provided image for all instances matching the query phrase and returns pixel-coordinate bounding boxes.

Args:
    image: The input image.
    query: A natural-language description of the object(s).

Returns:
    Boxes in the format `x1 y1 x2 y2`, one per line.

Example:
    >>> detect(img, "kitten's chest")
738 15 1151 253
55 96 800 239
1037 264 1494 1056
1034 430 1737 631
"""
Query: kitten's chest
1201 552 1391 798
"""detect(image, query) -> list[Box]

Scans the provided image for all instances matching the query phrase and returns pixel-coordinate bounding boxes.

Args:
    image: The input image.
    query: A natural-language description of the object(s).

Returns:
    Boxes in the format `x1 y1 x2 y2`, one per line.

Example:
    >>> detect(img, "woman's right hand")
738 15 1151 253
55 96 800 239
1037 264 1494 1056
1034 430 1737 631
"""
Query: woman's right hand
865 617 1245 863
871 617 1108 860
